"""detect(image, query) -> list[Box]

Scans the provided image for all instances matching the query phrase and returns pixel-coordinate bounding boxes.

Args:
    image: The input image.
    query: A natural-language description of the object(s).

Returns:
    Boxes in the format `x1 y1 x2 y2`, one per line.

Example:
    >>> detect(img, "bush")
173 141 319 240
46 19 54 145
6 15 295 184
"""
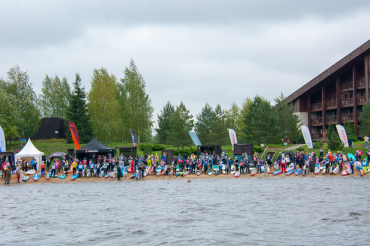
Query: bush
253 145 263 153
313 141 324 149
138 143 166 151
327 132 343 150
173 148 197 156
297 147 304 151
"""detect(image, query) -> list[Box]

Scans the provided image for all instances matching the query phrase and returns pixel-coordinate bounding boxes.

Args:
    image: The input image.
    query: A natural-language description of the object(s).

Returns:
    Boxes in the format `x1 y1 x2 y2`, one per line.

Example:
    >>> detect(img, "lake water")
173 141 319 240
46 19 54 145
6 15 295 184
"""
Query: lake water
1 177 369 245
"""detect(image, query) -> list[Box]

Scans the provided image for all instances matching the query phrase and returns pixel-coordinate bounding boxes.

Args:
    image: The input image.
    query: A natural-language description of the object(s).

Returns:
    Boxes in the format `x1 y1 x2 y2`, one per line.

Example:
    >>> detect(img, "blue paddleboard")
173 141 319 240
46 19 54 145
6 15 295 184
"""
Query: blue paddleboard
286 169 294 176
71 174 79 180
33 174 39 181
22 176 29 181
347 153 356 161
59 175 66 179
295 168 302 175
273 170 282 175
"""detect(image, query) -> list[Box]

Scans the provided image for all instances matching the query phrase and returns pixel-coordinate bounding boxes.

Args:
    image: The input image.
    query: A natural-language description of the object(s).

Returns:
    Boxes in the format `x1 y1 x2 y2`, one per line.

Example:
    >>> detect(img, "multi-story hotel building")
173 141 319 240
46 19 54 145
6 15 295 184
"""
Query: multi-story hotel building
286 39 370 141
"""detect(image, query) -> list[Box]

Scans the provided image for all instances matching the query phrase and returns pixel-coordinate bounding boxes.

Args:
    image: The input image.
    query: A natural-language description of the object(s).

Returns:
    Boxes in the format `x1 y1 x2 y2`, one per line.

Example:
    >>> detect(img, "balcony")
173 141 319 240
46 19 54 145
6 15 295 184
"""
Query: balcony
326 115 337 123
357 79 366 88
311 117 322 125
325 100 337 109
311 102 322 111
341 98 354 107
342 113 354 123
312 132 323 140
357 96 366 105
341 81 353 91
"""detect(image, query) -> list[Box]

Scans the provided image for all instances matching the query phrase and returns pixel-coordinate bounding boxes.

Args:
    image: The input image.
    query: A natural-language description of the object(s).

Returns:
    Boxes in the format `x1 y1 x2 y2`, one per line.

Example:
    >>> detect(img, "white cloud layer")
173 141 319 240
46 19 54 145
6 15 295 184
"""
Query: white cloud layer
1 0 370 130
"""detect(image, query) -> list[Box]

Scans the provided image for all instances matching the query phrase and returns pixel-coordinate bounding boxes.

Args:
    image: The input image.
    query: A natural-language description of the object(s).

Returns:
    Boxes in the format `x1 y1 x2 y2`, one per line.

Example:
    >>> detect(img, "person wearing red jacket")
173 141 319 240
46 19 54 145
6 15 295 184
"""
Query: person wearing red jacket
280 157 287 173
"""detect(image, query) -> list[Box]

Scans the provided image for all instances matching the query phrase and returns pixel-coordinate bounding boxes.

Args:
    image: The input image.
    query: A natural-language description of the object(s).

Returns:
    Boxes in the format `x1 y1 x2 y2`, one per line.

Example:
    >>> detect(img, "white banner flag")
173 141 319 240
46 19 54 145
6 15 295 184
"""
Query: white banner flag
300 125 313 149
228 129 237 150
335 125 349 148
0 126 5 152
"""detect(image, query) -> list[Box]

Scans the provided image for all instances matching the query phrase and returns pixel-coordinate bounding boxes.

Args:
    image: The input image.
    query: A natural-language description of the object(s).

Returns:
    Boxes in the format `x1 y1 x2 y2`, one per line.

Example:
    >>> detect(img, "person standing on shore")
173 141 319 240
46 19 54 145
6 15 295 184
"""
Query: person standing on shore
364 135 369 149
89 160 94 177
78 162 83 177
4 167 11 184
51 161 56 177
280 157 287 173
264 161 269 177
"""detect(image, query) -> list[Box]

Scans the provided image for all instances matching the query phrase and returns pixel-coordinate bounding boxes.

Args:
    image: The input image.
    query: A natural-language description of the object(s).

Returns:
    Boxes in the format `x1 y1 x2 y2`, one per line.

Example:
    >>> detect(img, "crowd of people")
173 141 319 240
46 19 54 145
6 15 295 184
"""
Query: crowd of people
1 147 370 184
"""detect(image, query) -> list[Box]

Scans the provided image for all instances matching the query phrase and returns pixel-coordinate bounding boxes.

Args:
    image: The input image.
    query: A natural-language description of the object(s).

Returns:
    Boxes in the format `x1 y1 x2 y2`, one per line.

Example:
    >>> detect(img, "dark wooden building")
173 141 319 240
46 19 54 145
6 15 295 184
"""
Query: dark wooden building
32 117 66 140
286 40 370 140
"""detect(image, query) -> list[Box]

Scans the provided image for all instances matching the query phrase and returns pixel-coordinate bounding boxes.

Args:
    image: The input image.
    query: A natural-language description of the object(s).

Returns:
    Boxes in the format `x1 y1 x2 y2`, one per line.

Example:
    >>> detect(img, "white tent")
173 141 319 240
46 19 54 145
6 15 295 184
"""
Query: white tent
15 138 44 171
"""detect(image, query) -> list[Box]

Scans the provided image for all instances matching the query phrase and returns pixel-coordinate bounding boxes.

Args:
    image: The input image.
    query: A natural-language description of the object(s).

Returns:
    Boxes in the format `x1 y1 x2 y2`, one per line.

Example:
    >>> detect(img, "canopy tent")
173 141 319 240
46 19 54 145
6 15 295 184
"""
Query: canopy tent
47 152 67 160
76 138 114 160
15 138 44 171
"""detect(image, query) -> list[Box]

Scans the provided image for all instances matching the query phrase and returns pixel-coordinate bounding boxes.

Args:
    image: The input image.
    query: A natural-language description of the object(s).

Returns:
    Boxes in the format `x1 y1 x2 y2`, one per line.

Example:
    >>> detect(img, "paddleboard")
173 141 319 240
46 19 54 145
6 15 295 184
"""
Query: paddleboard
33 174 39 181
230 170 236 175
22 176 29 182
168 171 173 176
207 169 212 176
273 170 282 176
183 171 189 177
286 169 294 176
196 170 200 176
295 168 302 176
251 169 257 176
230 165 235 172
180 171 185 176
175 172 181 177
47 173 50 179
235 171 240 178
274 163 279 171
333 166 340 174
215 170 220 176
212 165 219 171
71 174 79 180
109 172 115 178
59 175 66 179
25 170 36 175
136 170 141 180
260 166 264 173
341 170 348 176
314 167 320 175
150 166 154 172
347 153 356 161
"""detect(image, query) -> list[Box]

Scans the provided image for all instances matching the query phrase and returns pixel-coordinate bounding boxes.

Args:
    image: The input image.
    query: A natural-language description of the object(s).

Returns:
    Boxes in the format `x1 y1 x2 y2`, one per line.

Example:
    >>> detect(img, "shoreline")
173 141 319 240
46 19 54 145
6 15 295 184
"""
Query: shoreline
0 168 366 186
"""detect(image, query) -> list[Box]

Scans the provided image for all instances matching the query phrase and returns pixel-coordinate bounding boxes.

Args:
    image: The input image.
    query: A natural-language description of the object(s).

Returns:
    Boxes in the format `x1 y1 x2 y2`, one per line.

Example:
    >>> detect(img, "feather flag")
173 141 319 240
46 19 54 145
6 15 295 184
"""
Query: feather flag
129 128 137 147
68 121 81 150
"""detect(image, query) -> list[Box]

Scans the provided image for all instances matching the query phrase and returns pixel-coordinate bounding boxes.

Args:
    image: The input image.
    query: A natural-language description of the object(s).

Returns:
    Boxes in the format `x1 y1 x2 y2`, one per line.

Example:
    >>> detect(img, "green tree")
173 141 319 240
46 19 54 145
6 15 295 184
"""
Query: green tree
210 104 228 145
359 100 370 137
274 93 301 142
327 131 343 150
243 95 281 145
41 75 71 118
167 101 194 150
65 73 93 143
119 59 153 142
155 101 175 144
88 68 121 143
327 124 335 141
195 103 215 145
0 88 19 147
5 65 40 139
343 122 358 141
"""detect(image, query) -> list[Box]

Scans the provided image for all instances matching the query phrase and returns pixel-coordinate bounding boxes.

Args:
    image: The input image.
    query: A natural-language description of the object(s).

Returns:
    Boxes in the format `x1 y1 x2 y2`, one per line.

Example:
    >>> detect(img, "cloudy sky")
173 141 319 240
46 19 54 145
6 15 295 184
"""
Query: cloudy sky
1 0 370 127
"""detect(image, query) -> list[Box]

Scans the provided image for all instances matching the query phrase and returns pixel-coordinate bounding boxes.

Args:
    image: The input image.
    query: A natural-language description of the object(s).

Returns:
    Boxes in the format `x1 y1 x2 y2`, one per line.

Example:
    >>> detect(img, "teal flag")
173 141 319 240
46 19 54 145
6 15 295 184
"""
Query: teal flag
189 132 202 146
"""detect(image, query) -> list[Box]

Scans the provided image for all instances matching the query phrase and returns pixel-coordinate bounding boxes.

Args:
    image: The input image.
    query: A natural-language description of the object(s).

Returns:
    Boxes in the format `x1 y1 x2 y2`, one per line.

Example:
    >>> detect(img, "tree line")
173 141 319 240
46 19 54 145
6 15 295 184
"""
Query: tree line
155 93 303 149
0 60 153 145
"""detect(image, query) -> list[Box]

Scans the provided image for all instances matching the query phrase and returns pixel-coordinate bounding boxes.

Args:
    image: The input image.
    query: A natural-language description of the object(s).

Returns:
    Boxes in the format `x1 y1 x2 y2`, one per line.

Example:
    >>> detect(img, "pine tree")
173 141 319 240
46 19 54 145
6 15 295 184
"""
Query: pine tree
88 68 121 143
359 100 370 136
274 93 301 142
119 59 153 142
327 131 343 150
195 103 215 145
210 104 228 145
243 95 281 145
155 101 175 144
167 101 194 150
327 124 335 141
65 73 93 143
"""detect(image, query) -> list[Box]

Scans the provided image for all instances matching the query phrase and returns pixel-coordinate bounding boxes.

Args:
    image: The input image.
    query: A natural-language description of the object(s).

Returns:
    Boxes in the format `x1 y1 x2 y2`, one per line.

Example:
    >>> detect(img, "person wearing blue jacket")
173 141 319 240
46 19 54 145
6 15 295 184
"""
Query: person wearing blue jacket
89 160 95 177
203 158 208 174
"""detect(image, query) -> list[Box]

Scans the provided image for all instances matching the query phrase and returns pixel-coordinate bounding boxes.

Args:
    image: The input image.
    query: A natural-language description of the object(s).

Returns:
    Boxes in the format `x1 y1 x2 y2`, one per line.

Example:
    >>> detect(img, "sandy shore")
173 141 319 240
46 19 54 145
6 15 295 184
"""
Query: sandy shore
0 168 366 186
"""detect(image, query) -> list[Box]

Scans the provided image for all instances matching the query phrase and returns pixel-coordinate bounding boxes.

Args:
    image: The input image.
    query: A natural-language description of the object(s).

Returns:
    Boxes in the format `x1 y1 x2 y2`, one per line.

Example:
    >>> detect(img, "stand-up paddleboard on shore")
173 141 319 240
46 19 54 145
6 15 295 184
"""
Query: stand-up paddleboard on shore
25 170 36 175
33 174 39 181
286 169 294 176
273 170 282 176
196 170 200 176
59 175 66 179
22 176 29 182
251 169 257 176
131 173 136 179
207 169 212 176
235 171 240 178
212 165 218 171
136 170 141 180
274 163 279 171
168 171 173 176
295 168 302 176
71 174 79 180
183 171 189 177
355 162 363 176
333 166 340 174
215 170 220 176
341 169 348 176
347 153 356 161
175 172 181 177
314 167 320 175
260 166 264 173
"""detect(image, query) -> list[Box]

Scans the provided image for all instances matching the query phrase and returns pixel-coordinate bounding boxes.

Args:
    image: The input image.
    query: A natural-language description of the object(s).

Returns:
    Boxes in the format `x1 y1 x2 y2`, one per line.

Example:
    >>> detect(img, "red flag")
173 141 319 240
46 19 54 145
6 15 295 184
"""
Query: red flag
68 121 81 150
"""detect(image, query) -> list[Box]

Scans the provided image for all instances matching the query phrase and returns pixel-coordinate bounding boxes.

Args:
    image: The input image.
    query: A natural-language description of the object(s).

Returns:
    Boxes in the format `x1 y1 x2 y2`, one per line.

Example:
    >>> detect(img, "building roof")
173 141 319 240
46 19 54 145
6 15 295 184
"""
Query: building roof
286 39 370 103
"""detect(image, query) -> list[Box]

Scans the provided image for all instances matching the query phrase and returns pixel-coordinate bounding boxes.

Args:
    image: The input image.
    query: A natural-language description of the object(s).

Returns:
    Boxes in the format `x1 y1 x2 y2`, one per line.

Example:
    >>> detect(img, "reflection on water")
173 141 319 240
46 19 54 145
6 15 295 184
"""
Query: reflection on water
1 177 369 245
